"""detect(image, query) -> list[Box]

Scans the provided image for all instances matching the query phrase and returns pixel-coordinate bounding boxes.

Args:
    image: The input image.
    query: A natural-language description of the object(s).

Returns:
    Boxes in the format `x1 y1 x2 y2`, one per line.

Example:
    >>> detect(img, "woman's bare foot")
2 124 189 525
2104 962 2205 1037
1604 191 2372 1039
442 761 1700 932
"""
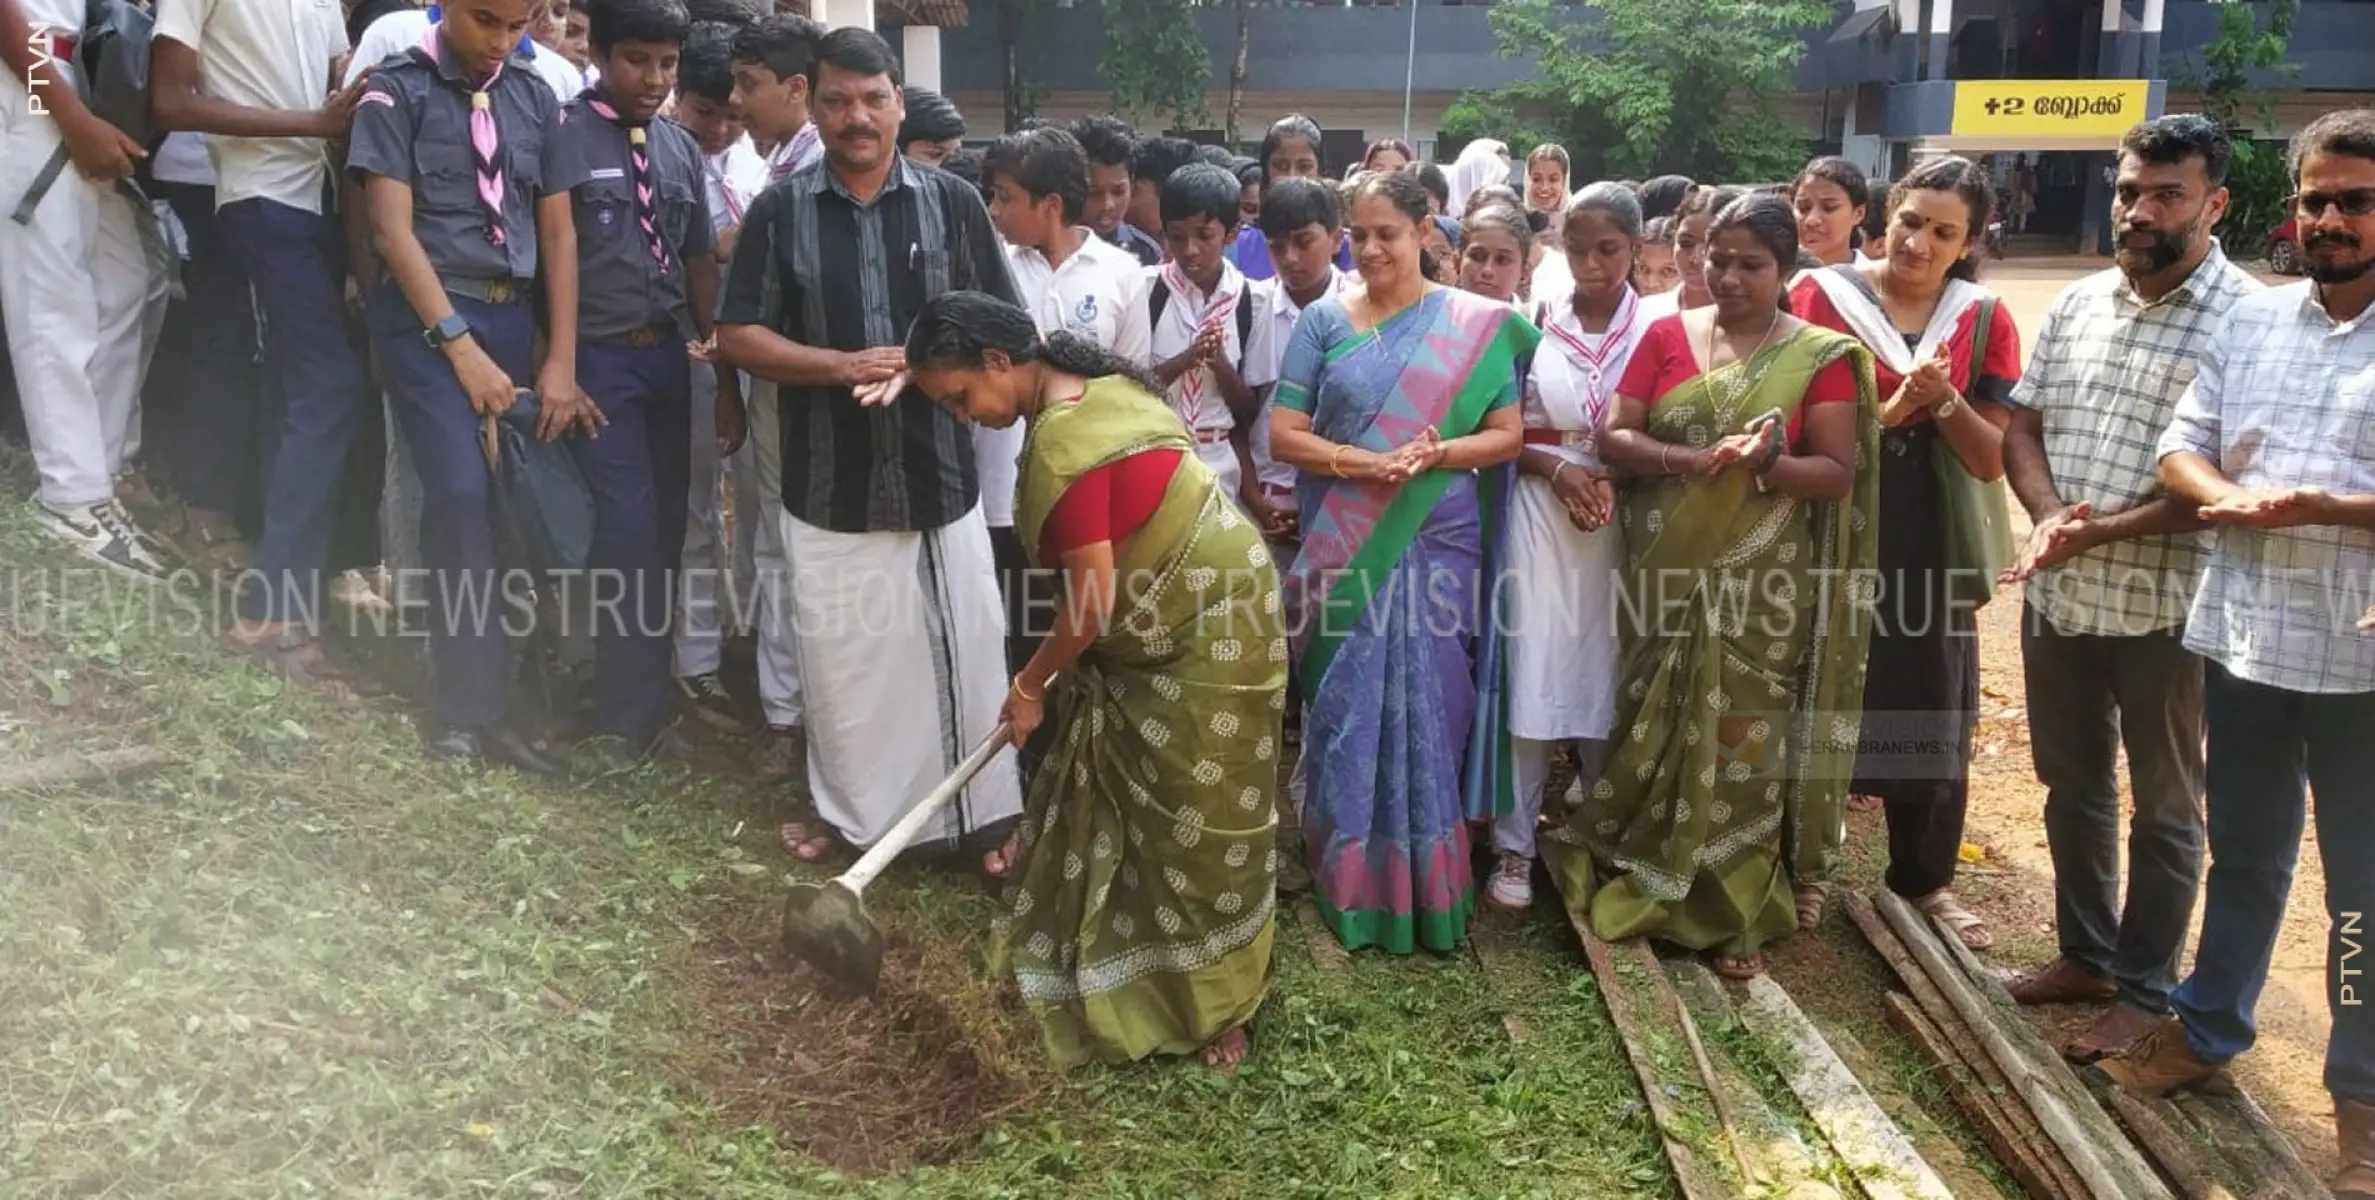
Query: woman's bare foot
1846 793 1882 814
778 820 833 862
982 831 1020 879
1200 1025 1248 1072
1711 950 1767 980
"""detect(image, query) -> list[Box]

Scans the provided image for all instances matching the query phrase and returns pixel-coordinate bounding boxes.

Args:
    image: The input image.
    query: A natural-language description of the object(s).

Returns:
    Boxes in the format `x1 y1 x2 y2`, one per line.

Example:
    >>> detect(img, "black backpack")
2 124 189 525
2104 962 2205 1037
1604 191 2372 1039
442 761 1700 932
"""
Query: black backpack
1148 280 1256 371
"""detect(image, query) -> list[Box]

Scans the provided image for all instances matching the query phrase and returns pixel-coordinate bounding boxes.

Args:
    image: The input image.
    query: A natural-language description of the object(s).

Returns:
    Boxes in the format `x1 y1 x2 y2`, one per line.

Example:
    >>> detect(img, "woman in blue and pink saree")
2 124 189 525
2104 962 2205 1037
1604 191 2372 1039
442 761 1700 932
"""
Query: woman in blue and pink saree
1268 171 1537 954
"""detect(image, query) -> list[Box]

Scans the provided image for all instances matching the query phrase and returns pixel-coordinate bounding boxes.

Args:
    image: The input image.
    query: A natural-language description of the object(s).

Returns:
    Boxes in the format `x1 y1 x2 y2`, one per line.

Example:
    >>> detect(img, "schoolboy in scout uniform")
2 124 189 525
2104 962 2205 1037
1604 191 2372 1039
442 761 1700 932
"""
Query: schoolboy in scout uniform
348 0 596 776
555 0 716 765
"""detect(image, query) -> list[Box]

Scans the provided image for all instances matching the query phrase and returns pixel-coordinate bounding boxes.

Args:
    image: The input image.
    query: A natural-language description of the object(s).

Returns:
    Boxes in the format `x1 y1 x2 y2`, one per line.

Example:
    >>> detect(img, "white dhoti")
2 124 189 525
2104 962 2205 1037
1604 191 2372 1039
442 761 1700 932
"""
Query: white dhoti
779 503 1022 849
1192 434 1241 502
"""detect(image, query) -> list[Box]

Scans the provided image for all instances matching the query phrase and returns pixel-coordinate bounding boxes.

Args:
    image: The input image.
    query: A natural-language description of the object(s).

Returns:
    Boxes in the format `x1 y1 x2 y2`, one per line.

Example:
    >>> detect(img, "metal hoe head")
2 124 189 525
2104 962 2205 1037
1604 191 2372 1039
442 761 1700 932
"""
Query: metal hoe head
781 878 885 994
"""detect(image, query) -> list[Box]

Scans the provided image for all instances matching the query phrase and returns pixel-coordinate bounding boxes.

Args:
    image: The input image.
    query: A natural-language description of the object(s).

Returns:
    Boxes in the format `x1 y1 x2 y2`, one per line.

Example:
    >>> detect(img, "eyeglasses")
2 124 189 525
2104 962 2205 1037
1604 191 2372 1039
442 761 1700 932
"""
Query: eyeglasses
2289 188 2375 218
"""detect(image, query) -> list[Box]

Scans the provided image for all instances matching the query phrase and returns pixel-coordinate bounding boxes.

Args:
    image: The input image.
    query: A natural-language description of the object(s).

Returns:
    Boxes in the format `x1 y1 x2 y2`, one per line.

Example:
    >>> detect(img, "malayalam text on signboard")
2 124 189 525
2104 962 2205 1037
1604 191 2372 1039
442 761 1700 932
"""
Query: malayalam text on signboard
1950 80 2154 140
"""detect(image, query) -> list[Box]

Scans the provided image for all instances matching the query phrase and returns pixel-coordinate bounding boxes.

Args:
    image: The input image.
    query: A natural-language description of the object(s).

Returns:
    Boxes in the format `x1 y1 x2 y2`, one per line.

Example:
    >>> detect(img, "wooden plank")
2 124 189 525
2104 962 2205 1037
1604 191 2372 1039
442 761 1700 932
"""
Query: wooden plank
1875 890 2175 1200
1633 943 1762 1188
1563 909 1737 1200
1883 991 2074 1200
1294 898 1350 976
0 745 171 792
1466 922 1534 1045
2083 1075 2233 1200
1737 974 1955 1200
2169 1089 2331 1199
1846 892 2090 1200
1667 960 1842 1199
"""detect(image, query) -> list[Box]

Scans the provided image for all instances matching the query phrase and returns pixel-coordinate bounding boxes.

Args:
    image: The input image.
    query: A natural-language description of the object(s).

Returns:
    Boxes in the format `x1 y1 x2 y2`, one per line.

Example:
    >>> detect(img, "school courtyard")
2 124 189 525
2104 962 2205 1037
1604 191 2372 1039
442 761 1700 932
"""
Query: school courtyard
0 254 2340 1198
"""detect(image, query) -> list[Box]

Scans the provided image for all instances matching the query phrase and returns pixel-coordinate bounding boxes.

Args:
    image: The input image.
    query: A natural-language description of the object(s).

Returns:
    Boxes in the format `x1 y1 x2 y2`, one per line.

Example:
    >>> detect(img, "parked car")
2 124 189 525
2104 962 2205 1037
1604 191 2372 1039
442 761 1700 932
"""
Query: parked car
2268 218 2302 275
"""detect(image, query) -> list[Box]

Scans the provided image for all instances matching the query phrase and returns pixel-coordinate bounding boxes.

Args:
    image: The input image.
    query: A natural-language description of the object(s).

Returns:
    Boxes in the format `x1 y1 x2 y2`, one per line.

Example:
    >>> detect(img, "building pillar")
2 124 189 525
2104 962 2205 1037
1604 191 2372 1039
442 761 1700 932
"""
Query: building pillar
1894 0 1922 83
902 24 942 90
817 0 871 31
2139 0 2165 80
1926 0 1952 82
2097 0 2125 78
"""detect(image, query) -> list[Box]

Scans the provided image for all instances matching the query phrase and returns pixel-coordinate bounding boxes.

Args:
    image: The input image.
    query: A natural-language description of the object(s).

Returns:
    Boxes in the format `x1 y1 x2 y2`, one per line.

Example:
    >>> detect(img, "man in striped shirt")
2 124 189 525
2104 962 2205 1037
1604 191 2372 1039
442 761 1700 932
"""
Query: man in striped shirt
717 28 1022 871
1999 115 2261 1063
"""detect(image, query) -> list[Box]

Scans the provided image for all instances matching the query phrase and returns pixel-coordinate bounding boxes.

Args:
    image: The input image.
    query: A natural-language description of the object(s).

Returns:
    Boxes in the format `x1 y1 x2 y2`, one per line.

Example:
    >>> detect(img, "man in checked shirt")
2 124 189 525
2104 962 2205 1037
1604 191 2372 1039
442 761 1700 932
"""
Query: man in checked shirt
2092 109 2375 1199
1997 115 2261 1064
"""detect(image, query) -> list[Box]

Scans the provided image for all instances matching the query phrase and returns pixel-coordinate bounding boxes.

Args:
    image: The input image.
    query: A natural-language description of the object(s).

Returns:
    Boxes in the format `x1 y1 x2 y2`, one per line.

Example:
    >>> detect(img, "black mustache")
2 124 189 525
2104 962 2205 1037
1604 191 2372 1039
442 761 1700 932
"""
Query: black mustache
2307 231 2363 250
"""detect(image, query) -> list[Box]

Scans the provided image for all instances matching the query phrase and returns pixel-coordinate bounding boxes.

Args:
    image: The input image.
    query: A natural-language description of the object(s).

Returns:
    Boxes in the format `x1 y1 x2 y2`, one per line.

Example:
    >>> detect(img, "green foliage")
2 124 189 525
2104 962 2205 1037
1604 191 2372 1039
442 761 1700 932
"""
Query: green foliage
2175 0 2300 133
1098 0 1211 133
2221 138 2293 260
2168 0 2299 254
1464 0 1830 183
1436 94 1552 164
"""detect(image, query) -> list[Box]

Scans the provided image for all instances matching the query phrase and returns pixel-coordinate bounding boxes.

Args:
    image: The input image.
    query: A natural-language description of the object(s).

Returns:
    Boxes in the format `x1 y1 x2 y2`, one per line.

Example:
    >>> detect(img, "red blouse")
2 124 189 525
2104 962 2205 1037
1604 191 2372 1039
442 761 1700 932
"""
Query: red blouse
1037 448 1184 564
1786 276 2022 413
1614 314 1859 444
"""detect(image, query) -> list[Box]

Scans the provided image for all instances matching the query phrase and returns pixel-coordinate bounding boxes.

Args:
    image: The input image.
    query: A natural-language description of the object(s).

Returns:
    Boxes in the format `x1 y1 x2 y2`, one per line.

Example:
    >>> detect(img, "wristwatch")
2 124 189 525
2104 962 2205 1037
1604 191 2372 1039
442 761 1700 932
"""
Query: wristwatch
423 313 474 350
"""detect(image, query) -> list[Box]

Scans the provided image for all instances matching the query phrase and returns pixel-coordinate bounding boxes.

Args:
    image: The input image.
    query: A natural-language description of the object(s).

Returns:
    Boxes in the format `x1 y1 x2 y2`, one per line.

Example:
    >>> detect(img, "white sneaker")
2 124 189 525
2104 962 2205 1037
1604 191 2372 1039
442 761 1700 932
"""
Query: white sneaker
31 497 170 581
1486 852 1534 911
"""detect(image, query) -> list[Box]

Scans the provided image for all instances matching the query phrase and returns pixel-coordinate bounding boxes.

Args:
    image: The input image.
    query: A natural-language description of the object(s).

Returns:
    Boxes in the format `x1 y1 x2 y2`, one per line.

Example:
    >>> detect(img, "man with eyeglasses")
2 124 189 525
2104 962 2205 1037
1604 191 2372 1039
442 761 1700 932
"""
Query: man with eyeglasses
2096 107 2375 1199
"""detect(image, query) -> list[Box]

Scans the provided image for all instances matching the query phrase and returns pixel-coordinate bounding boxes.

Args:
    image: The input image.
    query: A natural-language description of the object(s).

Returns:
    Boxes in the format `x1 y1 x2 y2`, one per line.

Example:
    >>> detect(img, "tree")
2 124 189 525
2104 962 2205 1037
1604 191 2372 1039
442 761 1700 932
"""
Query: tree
1098 0 1211 133
1462 0 1829 182
2172 0 2300 251
992 0 1052 132
1224 0 1251 148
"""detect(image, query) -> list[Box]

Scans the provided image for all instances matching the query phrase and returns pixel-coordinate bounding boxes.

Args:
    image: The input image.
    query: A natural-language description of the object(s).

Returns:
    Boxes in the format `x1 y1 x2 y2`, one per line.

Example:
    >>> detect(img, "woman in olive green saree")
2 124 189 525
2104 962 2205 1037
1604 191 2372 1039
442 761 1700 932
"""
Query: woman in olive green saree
1544 196 1879 978
906 293 1285 1071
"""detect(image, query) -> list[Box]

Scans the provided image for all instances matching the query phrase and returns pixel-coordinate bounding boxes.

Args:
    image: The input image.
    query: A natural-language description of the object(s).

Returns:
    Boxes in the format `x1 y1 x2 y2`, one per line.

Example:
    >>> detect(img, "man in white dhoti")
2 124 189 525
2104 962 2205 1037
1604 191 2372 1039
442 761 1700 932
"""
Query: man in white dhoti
716 27 1022 869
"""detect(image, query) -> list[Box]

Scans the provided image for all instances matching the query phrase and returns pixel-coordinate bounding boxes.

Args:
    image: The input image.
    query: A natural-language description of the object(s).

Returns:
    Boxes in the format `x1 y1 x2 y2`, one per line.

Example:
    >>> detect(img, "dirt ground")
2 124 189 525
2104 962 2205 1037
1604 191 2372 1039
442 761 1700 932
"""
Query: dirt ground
1929 257 2341 1177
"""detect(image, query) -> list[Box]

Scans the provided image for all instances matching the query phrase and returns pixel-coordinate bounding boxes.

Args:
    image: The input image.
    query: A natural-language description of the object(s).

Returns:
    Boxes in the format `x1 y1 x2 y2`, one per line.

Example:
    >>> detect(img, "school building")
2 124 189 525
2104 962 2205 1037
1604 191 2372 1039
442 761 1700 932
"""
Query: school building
881 0 2375 255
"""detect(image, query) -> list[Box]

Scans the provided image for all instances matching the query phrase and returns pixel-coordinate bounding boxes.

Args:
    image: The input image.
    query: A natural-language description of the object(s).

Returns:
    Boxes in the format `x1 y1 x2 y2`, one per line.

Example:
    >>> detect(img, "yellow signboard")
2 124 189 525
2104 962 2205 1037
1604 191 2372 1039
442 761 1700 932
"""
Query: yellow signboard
1950 80 2153 140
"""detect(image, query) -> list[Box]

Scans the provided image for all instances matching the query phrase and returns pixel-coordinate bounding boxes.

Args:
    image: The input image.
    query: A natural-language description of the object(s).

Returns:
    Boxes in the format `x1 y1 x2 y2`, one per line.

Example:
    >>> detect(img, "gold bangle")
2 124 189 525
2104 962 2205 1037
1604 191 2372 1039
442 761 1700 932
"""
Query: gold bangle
1012 676 1044 703
1329 445 1352 479
1659 443 1675 475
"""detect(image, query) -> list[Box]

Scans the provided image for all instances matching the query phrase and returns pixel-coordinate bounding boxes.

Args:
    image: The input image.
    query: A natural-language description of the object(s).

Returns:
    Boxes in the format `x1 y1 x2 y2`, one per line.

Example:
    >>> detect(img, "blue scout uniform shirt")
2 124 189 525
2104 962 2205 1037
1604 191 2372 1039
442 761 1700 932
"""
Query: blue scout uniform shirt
556 96 714 340
346 38 587 284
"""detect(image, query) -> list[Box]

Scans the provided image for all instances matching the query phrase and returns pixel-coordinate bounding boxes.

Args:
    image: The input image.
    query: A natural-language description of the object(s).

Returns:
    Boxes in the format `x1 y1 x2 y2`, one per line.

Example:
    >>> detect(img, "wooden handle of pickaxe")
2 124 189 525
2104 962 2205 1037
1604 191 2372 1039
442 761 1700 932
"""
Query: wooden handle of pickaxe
836 720 1014 894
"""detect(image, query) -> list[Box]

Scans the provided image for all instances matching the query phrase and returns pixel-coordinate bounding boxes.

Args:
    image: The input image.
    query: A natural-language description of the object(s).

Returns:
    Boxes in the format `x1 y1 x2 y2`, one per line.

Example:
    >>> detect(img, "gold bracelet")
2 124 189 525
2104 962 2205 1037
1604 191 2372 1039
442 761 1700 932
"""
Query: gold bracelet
1660 443 1676 475
1012 676 1044 703
1329 445 1352 479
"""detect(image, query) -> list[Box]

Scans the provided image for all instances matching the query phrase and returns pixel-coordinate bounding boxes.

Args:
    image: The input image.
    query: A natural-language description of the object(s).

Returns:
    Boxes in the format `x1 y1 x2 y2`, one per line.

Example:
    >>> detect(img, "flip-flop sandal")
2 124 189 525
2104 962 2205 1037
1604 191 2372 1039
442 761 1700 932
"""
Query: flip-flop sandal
227 626 358 701
1913 888 1993 950
1794 884 1827 931
777 819 834 862
981 832 1021 880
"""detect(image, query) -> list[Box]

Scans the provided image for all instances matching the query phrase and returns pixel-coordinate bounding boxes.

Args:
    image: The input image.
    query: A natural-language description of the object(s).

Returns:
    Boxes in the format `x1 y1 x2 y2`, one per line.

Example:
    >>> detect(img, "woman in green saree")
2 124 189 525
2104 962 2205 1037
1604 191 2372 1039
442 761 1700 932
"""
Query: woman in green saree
1545 194 1880 978
905 291 1286 1071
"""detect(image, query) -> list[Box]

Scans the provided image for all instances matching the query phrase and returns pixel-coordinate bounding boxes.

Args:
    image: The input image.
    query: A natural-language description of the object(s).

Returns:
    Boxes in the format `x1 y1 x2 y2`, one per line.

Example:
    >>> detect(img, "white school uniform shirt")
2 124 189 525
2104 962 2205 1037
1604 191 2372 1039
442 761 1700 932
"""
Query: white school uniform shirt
154 0 348 213
151 133 217 187
701 136 768 242
1142 257 1277 438
1249 266 1348 497
345 10 584 104
978 231 1150 528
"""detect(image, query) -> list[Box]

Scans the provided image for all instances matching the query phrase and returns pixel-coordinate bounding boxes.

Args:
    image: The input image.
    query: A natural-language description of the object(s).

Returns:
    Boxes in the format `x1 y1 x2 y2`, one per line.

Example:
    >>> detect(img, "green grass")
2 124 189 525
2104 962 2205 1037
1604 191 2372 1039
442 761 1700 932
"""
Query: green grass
0 466 1679 1199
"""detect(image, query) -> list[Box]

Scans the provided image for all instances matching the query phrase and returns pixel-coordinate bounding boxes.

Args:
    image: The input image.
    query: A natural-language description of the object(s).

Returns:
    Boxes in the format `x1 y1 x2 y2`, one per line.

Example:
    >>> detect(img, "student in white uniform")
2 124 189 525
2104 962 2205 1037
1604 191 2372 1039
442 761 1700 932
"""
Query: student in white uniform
346 3 586 101
669 20 801 768
1 0 172 577
1141 162 1274 501
1246 177 1349 540
1486 182 1643 913
980 126 1149 680
728 14 820 182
